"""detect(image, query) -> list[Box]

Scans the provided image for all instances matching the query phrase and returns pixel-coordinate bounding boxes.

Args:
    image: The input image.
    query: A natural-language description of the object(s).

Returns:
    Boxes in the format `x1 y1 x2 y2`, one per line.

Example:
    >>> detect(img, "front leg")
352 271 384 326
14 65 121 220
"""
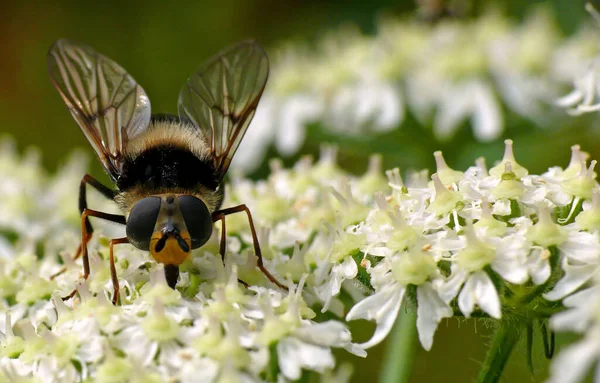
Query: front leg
212 204 287 290
51 174 117 280
212 212 227 262
79 174 118 233
62 208 126 301
109 237 129 305
212 211 247 288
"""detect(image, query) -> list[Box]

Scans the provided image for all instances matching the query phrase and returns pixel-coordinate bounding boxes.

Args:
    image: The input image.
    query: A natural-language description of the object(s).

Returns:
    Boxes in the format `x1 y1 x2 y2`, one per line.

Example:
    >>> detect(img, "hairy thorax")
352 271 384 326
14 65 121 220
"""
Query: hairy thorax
114 121 224 214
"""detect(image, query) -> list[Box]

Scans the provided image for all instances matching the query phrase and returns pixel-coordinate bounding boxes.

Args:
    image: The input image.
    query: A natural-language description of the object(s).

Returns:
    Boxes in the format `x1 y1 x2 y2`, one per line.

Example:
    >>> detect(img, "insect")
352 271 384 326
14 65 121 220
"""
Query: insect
48 39 286 304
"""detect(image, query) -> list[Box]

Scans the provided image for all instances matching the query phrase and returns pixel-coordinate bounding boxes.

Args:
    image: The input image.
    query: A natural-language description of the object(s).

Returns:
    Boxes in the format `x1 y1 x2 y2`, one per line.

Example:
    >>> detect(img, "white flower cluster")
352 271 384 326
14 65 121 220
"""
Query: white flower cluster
234 6 600 171
2 138 600 382
556 3 600 116
348 141 600 353
0 142 366 382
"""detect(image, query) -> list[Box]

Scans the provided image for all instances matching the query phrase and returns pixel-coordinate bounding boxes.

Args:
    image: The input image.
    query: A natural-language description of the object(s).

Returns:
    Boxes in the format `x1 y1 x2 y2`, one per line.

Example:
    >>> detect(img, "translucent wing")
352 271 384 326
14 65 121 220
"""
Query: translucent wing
47 39 151 181
178 40 269 183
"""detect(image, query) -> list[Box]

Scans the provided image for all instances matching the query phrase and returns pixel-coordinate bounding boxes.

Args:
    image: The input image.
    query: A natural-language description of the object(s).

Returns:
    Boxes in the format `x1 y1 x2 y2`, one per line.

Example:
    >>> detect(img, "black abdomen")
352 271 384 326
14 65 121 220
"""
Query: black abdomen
117 146 218 192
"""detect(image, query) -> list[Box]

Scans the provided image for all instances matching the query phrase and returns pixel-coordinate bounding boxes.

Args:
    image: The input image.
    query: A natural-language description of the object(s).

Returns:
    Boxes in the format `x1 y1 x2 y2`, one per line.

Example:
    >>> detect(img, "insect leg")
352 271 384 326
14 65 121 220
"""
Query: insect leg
51 174 117 279
62 209 126 301
212 212 246 287
109 237 129 305
212 213 227 262
213 205 287 290
80 173 118 228
80 209 126 279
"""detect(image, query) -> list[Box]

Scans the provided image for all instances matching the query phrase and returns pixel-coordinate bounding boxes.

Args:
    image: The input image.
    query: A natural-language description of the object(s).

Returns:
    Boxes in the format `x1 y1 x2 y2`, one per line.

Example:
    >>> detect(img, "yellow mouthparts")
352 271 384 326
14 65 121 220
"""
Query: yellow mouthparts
149 231 192 266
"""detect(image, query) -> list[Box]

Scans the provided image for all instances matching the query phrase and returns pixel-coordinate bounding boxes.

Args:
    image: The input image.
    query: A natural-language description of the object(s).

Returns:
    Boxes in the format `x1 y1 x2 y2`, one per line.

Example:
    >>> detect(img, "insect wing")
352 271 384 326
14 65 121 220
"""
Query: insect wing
48 39 151 180
178 40 269 183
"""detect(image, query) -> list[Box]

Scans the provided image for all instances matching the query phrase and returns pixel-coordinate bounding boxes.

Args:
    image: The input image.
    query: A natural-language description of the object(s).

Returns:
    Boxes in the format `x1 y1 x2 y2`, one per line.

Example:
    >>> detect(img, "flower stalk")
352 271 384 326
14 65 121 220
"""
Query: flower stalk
380 305 417 383
475 322 521 383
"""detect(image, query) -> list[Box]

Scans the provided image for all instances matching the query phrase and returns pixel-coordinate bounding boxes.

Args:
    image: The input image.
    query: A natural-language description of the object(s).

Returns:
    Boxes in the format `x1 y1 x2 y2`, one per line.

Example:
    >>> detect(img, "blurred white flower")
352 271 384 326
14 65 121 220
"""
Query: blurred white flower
433 79 502 142
556 60 600 115
327 79 403 134
555 3 600 116
235 6 594 172
548 284 600 383
489 8 561 121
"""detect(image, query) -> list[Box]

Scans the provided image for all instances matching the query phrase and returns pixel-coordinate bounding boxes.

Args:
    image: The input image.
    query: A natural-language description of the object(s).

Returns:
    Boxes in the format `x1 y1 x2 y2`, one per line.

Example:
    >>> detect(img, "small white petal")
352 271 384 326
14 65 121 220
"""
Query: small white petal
472 82 502 142
113 326 157 366
555 88 583 107
548 329 600 383
458 271 501 319
416 283 453 350
77 335 104 363
180 358 219 383
492 199 512 216
277 339 305 380
438 266 468 304
544 262 598 301
293 321 350 347
346 284 405 349
278 337 334 380
375 83 404 131
457 281 475 317
550 286 600 333
317 256 359 312
560 231 600 264
434 84 473 140
491 236 528 284
340 256 359 278
550 304 593 333
276 95 322 155
496 74 548 119
563 285 600 308
525 249 551 285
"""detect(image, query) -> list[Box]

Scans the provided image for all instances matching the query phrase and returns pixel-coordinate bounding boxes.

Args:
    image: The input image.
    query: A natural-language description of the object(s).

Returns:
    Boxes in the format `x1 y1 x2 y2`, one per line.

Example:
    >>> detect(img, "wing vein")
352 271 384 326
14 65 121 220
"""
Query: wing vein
177 40 268 184
47 39 151 182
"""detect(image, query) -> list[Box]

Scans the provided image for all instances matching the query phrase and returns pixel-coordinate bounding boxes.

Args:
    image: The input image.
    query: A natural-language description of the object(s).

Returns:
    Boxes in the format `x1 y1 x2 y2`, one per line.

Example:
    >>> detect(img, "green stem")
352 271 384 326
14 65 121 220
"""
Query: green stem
475 323 520 383
379 305 417 383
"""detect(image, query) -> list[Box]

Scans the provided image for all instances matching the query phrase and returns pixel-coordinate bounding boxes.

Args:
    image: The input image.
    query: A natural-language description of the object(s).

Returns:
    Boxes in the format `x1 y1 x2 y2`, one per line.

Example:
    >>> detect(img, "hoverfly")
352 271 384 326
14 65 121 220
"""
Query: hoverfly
48 39 286 304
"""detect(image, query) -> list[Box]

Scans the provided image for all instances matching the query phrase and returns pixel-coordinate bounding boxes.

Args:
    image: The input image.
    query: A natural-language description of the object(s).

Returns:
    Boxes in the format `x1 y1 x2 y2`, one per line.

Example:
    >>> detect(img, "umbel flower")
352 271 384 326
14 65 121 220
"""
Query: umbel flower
1 137 600 382
233 5 600 171
556 3 600 118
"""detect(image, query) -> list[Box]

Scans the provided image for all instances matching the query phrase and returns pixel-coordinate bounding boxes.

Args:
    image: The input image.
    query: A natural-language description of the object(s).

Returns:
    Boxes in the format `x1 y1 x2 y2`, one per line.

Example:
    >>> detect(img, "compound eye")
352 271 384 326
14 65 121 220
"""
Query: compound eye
126 196 161 250
179 196 212 249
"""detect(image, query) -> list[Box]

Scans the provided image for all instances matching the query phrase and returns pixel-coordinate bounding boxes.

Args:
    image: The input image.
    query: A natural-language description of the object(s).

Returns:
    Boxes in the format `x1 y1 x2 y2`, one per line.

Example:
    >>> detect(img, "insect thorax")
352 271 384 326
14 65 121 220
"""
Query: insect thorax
115 146 222 213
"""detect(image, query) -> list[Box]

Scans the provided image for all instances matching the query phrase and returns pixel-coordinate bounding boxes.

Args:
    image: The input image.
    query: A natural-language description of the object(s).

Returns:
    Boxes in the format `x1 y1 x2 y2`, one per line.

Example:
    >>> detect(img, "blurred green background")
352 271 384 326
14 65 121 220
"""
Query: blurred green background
0 0 597 382
1 0 596 176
